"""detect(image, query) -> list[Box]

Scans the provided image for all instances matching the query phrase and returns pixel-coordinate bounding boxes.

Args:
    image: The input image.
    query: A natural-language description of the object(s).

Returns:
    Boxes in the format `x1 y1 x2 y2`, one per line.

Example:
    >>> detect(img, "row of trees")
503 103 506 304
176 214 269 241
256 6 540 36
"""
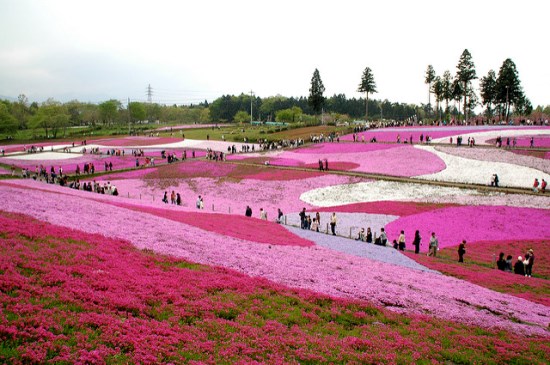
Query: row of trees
0 51 544 138
424 49 532 123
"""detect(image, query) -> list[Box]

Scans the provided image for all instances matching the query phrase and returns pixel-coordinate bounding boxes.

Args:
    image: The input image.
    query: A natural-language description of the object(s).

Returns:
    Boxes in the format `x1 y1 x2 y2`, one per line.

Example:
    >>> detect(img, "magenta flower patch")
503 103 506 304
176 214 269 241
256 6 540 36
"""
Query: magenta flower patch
385 205 550 250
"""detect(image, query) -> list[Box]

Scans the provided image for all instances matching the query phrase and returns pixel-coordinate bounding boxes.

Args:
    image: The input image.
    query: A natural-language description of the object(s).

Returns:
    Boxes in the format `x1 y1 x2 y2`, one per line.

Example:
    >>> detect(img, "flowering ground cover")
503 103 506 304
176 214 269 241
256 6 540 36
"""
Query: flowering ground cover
0 141 77 154
486 135 550 148
435 145 550 174
341 125 547 143
415 145 550 187
99 164 364 216
1 153 149 175
430 127 550 145
2 212 550 364
384 205 550 251
232 143 447 177
403 240 550 306
445 239 550 280
300 180 488 207
313 200 457 216
511 149 550 160
107 200 314 247
0 182 549 337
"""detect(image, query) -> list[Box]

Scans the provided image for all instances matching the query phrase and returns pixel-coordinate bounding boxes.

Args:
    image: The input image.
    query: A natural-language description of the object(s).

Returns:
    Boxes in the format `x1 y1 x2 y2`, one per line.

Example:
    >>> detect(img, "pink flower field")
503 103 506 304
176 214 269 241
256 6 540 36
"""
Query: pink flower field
385 205 550 251
341 125 549 144
2 211 549 364
233 143 447 177
0 181 549 339
1 129 549 363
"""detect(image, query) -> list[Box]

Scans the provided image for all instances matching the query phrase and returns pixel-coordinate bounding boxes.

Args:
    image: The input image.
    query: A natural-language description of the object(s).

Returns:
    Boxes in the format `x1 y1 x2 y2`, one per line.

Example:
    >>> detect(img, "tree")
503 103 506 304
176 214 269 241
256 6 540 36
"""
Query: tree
496 58 524 122
456 49 477 122
234 110 250 124
129 102 146 123
0 102 18 135
515 94 532 116
99 100 121 126
308 68 325 115
441 70 453 117
431 76 443 120
11 94 30 130
29 100 69 138
425 65 436 116
357 67 377 121
451 77 463 120
275 106 302 123
480 70 497 119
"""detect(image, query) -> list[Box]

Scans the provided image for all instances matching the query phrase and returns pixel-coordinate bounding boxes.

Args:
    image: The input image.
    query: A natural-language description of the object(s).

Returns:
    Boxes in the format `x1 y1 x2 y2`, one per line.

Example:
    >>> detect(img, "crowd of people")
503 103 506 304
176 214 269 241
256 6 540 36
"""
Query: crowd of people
496 249 535 277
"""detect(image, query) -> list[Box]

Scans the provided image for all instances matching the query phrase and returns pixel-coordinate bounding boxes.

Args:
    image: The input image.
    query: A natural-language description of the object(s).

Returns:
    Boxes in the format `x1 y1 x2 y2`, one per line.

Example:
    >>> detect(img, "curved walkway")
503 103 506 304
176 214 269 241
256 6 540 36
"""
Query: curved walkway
284 225 437 274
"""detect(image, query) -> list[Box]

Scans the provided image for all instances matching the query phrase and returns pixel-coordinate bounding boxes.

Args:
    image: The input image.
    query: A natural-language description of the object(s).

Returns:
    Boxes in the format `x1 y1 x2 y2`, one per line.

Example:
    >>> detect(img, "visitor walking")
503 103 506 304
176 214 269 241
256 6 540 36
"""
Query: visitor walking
458 240 466 262
413 230 421 254
330 212 337 235
427 232 439 257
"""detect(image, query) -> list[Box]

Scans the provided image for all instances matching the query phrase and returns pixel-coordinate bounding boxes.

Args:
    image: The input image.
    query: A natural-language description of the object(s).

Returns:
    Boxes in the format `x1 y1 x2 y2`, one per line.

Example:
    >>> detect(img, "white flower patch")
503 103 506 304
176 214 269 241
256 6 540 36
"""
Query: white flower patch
3 151 82 161
66 139 261 152
300 180 486 207
430 128 550 145
414 145 550 188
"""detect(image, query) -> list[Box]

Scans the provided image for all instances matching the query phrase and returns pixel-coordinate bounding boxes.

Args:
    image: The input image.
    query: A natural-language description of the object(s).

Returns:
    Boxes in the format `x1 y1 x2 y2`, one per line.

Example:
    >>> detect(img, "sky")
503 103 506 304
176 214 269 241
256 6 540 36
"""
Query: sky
1 0 549 108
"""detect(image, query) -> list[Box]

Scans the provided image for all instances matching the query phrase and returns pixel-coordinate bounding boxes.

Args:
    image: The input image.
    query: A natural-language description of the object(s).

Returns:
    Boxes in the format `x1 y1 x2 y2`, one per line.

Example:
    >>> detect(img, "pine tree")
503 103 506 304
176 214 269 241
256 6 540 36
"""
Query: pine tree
480 70 497 118
425 65 436 116
496 58 523 122
308 69 325 115
357 67 377 121
456 49 477 122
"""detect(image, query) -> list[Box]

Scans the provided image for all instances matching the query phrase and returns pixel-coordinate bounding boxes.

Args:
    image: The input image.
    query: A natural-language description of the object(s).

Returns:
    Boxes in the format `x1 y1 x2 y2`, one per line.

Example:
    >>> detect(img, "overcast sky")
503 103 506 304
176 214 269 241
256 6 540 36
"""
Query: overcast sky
1 0 549 108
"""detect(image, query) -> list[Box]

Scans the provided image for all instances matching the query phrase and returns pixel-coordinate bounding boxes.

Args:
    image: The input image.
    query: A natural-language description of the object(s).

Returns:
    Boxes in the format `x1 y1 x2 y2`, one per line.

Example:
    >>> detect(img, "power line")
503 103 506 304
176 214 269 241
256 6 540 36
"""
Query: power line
146 84 153 103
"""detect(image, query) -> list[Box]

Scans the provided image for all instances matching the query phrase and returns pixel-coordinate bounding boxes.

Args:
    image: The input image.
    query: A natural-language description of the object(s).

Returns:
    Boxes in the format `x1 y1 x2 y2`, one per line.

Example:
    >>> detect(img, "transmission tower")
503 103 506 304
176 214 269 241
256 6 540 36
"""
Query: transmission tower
146 84 153 103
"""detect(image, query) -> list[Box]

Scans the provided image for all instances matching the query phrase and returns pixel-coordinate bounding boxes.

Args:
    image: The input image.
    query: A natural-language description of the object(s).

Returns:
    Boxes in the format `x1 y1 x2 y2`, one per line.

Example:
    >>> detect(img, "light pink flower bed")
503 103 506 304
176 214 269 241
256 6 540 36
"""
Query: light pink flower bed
435 146 550 174
486 135 550 148
86 171 365 217
109 201 313 247
92 136 183 147
341 126 541 143
1 154 164 174
252 143 446 177
385 205 550 251
0 181 548 335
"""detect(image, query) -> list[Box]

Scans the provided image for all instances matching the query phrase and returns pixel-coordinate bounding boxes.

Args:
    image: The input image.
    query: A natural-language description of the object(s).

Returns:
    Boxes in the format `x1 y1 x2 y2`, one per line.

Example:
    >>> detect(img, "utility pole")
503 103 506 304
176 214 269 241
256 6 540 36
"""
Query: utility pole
249 90 254 123
147 84 153 104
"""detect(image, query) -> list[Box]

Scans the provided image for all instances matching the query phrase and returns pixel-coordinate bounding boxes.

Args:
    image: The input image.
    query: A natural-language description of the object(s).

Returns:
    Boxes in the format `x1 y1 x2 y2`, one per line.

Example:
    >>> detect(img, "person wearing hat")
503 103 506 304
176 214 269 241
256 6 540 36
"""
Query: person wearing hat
514 256 525 276
524 249 535 277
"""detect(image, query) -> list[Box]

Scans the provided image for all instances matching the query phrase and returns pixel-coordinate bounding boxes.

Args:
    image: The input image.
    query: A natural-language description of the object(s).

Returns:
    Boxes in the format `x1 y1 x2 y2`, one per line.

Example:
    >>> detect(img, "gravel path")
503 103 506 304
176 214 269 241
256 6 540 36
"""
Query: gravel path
284 225 437 274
